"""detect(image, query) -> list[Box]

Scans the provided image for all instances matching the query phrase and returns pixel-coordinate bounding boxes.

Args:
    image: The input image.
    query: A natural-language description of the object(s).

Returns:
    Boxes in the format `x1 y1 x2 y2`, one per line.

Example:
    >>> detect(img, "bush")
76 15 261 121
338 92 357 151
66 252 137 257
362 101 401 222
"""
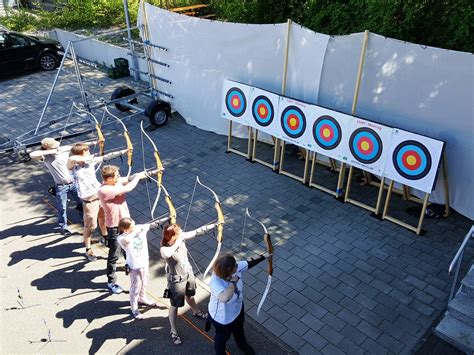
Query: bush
209 0 474 53
0 9 38 32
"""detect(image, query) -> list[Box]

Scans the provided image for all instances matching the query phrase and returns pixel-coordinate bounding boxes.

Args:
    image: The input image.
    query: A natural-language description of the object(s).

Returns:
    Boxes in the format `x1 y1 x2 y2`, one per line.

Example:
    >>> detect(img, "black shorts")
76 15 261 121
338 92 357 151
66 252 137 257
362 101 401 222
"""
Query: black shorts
167 273 196 308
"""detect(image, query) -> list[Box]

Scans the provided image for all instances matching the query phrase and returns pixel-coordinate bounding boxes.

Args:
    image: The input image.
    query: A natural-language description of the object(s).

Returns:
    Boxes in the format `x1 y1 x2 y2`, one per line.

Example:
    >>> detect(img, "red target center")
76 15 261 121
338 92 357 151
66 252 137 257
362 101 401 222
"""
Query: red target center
287 114 300 130
402 150 421 170
257 104 268 118
231 96 241 109
319 124 334 142
357 137 374 155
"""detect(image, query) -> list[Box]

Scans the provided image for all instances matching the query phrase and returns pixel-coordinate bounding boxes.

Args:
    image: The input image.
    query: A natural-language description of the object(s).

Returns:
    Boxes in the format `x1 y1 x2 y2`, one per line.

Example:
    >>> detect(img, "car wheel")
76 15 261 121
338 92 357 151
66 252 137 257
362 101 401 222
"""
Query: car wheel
145 100 171 127
39 53 58 71
111 86 138 112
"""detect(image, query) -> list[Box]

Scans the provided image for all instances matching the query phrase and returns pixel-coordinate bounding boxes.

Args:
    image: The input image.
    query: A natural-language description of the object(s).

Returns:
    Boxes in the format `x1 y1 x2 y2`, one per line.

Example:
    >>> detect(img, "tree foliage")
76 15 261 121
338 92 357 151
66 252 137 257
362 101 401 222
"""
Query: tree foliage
209 0 473 52
0 0 471 52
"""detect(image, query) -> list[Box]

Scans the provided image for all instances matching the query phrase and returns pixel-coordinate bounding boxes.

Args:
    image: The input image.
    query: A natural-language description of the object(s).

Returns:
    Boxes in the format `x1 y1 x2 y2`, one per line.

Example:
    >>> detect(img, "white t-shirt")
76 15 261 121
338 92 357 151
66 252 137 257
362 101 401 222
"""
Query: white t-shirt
208 260 248 325
117 224 150 270
43 146 73 185
71 160 100 199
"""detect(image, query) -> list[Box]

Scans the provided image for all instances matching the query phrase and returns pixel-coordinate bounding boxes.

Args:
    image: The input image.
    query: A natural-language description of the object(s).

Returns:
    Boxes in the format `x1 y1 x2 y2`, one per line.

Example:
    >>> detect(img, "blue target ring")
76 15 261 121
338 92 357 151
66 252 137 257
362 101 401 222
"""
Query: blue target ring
349 127 383 164
280 106 306 139
252 95 274 127
312 115 342 150
392 140 431 180
225 87 246 117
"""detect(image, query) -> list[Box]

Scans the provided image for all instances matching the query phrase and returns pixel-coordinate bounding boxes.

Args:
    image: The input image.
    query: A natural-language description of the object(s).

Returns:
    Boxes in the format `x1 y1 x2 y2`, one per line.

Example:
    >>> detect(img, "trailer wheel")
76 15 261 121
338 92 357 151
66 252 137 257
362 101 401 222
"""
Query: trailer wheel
145 100 171 127
111 86 138 112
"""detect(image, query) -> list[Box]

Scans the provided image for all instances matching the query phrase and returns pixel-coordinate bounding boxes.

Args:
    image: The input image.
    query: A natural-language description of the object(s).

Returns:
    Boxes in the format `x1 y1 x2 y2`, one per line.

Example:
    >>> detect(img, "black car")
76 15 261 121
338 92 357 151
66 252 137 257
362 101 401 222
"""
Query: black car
0 30 64 75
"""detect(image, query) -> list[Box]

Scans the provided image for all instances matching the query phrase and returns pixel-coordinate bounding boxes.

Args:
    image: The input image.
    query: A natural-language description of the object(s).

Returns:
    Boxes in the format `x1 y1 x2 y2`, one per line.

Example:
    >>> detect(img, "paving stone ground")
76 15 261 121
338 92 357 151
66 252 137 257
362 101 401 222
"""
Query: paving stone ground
1 66 473 354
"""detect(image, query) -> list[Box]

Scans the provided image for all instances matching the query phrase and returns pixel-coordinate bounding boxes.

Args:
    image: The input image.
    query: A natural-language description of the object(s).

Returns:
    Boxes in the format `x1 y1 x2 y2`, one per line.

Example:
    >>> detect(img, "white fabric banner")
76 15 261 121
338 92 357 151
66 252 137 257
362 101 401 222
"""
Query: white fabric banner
137 4 328 138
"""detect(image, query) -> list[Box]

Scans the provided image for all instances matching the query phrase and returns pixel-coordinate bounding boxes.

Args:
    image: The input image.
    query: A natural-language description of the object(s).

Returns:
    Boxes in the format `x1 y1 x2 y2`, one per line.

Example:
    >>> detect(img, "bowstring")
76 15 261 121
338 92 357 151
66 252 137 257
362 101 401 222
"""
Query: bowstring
147 175 204 278
183 176 198 232
239 212 248 254
140 127 153 218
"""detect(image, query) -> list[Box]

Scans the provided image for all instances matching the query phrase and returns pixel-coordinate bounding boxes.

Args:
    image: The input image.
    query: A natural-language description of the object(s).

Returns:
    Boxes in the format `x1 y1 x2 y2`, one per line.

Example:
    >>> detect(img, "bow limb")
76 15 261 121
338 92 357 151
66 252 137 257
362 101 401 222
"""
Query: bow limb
196 176 225 278
140 120 165 219
161 185 176 224
246 208 273 317
72 103 105 156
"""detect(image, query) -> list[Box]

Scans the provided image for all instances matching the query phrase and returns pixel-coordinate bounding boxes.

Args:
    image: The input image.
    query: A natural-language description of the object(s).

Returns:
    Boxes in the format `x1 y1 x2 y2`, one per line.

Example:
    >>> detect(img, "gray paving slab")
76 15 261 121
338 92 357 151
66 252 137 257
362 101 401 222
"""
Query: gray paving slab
1 67 473 354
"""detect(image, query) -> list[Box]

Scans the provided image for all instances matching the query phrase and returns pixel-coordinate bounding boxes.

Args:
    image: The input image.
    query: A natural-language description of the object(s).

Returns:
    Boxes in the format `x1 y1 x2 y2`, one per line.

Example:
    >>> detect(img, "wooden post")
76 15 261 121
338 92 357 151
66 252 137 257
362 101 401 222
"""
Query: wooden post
273 18 292 170
336 30 370 198
251 19 292 171
442 152 451 217
227 120 253 159
382 179 429 235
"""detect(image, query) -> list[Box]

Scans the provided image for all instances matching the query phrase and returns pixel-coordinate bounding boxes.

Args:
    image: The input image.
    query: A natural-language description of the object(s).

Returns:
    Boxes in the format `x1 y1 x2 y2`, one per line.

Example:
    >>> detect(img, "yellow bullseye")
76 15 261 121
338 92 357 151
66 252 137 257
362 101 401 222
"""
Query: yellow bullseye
323 128 331 138
232 98 239 107
289 117 297 127
361 141 370 151
406 155 417 166
259 107 267 115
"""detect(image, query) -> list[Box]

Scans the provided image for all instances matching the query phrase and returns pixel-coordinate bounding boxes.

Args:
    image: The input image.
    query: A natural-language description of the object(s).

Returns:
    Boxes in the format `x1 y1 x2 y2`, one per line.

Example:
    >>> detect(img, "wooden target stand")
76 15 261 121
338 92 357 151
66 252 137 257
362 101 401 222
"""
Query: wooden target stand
308 153 341 196
344 166 386 215
278 142 310 183
226 121 253 160
381 152 451 235
251 19 292 172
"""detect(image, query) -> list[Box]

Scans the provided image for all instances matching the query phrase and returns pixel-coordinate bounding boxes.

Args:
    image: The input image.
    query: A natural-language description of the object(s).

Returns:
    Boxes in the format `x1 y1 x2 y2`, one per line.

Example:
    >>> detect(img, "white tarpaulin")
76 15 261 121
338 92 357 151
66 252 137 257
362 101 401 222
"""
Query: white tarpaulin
138 3 328 138
139 4 473 220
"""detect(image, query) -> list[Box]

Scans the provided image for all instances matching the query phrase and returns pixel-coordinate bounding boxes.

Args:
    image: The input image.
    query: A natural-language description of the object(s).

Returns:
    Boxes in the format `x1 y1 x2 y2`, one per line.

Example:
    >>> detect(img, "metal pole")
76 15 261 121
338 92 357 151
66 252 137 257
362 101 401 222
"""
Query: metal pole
123 0 140 80
70 43 90 111
35 41 71 135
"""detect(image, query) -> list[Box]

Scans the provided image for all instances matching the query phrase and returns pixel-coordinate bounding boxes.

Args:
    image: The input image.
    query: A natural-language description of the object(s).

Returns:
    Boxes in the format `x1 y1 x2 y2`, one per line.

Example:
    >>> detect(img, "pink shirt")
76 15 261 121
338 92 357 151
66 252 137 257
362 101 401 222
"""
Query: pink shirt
98 184 130 227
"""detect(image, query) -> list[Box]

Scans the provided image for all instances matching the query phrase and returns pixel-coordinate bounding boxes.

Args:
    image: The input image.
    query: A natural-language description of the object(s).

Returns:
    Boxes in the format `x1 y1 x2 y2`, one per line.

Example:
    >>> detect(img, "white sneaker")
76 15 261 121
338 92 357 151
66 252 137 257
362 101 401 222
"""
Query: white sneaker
132 310 144 320
107 283 123 294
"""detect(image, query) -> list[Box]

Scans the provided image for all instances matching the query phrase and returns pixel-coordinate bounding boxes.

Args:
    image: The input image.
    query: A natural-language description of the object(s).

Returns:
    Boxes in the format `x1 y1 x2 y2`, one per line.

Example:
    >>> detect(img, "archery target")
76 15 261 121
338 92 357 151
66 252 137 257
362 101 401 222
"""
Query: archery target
344 118 393 175
247 86 280 135
281 106 306 138
384 129 444 193
226 87 246 117
313 115 342 150
221 80 251 125
306 106 351 160
393 141 432 180
252 95 274 127
349 127 383 164
275 96 310 146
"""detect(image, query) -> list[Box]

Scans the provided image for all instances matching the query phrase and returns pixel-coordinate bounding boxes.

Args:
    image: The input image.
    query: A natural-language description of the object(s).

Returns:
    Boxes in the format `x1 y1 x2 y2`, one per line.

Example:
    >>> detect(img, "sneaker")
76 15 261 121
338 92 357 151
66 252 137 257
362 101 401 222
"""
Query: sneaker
132 310 144 320
139 300 158 308
62 228 72 237
107 283 123 294
85 249 97 262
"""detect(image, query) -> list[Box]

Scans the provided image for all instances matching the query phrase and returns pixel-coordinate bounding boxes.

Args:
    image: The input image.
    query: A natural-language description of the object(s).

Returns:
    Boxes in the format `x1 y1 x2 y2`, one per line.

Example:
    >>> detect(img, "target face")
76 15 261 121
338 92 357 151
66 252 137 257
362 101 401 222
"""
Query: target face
313 115 342 150
280 106 306 139
392 140 432 180
225 87 247 117
252 95 274 127
349 127 383 164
